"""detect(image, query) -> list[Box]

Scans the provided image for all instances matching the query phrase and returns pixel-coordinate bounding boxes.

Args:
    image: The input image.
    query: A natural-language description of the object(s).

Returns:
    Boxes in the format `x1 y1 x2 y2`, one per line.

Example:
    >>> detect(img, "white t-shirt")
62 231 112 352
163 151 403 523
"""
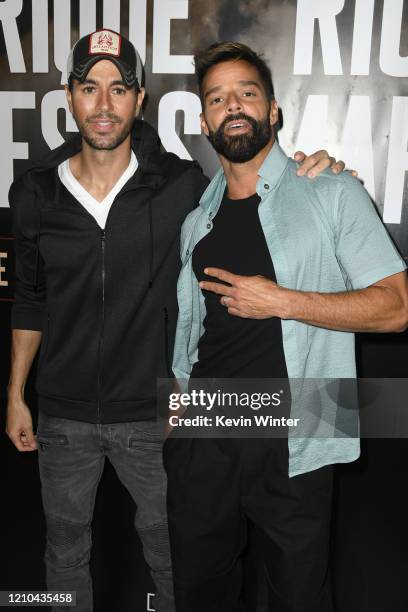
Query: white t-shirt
58 151 138 229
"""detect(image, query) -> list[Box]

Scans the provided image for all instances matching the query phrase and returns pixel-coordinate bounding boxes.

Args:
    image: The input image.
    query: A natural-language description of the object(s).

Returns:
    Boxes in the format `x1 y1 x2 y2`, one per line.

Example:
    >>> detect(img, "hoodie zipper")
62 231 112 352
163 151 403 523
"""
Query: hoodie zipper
97 228 106 422
93 183 156 422
32 125 170 422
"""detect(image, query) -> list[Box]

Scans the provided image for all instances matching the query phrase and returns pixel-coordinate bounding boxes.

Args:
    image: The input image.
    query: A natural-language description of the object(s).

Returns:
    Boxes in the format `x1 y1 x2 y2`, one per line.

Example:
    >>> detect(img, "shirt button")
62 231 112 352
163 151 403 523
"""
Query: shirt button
207 223 211 229
209 212 213 219
264 183 270 190
186 249 189 256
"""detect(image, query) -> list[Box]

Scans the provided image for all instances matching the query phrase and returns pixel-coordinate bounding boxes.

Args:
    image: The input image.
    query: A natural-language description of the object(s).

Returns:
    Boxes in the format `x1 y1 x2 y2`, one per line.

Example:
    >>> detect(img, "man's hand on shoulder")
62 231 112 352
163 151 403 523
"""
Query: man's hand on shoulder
294 150 358 179
6 394 37 452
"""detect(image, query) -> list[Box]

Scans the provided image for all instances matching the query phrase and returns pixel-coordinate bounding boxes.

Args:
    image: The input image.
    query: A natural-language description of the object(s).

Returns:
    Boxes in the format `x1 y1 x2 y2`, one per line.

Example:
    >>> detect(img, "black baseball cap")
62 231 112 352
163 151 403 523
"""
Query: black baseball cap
67 29 143 88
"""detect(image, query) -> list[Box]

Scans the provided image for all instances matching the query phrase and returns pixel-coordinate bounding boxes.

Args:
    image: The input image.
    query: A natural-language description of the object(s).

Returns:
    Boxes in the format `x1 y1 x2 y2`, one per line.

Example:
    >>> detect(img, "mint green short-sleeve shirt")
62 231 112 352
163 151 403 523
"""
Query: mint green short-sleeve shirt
172 142 407 476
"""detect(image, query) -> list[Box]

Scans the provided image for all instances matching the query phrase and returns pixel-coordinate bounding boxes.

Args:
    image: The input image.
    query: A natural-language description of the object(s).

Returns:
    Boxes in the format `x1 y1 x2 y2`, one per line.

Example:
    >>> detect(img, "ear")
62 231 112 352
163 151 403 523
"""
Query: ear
65 84 73 114
269 100 279 127
135 87 146 117
200 112 210 137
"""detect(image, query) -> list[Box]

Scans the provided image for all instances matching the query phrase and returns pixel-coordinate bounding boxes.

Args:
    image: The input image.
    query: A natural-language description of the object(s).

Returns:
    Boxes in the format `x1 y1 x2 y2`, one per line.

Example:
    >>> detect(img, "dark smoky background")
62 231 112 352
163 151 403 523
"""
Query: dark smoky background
1 0 406 253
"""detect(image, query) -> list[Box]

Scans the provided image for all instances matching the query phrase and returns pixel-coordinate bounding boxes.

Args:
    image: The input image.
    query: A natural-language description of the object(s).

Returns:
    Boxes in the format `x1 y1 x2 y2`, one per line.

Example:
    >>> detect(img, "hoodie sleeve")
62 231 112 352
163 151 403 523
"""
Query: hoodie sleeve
9 176 46 331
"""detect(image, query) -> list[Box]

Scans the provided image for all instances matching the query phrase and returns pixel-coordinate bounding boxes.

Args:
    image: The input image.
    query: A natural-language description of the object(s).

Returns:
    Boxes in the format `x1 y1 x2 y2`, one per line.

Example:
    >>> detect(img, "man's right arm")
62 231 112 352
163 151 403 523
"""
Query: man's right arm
7 330 42 451
7 177 46 451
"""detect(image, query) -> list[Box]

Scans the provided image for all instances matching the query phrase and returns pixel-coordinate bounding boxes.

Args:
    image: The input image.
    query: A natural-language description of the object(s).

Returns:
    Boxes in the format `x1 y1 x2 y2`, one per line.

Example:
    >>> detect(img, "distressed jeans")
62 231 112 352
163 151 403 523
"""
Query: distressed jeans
37 411 174 612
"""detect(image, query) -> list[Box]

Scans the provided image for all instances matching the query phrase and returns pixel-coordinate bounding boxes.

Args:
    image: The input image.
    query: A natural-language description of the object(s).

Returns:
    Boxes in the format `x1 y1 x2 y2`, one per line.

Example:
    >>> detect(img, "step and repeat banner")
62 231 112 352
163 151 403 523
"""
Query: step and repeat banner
0 1 407 295
0 0 407 296
0 1 407 610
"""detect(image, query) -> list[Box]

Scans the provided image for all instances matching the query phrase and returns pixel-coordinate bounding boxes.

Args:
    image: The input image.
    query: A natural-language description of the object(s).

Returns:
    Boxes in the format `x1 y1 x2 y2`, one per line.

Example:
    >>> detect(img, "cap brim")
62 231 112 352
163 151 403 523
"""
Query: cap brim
70 56 138 88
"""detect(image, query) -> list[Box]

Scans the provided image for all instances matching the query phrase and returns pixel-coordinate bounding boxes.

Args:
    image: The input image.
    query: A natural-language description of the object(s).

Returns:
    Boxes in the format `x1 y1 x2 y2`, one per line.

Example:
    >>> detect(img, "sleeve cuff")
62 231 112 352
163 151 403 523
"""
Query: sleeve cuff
350 259 407 290
11 305 45 331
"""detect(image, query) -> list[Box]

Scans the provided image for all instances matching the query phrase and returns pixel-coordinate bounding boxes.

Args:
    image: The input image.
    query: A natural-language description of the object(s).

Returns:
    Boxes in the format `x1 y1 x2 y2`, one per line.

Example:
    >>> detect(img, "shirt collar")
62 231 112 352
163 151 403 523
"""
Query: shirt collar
199 139 290 214
256 140 289 195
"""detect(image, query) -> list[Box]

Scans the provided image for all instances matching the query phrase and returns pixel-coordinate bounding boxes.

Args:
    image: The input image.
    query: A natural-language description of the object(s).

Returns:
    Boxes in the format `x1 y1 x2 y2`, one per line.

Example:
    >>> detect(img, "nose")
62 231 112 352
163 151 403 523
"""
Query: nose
96 88 113 113
225 92 242 114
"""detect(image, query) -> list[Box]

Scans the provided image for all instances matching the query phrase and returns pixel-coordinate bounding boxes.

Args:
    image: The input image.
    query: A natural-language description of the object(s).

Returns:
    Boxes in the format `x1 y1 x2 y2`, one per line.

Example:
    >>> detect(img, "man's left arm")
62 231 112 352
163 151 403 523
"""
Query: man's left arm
199 269 408 333
280 273 408 332
200 175 408 333
277 272 408 332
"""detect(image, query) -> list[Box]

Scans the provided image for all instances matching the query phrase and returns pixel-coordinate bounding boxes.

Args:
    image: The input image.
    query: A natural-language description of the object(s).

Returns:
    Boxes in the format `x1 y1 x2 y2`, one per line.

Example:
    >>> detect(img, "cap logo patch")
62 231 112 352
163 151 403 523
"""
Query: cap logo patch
89 30 121 57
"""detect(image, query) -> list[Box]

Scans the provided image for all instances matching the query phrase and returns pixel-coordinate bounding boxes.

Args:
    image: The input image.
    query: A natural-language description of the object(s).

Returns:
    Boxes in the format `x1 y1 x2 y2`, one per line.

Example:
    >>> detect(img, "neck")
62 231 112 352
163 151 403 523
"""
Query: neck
69 135 132 198
221 137 274 200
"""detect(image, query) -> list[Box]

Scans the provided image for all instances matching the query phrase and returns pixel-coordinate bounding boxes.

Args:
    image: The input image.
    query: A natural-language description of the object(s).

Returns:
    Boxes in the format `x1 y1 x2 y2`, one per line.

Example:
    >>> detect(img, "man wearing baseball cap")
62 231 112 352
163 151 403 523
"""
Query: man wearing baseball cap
6 29 346 611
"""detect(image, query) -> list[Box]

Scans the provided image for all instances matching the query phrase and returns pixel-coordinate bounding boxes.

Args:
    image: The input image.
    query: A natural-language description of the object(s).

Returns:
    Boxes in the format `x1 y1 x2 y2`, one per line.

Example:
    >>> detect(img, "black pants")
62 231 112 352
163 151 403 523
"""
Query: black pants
164 437 333 612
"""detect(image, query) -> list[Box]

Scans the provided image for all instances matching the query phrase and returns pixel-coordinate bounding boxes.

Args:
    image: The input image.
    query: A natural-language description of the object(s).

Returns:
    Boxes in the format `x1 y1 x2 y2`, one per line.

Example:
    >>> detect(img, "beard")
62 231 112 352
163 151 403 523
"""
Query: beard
74 112 134 150
206 112 272 163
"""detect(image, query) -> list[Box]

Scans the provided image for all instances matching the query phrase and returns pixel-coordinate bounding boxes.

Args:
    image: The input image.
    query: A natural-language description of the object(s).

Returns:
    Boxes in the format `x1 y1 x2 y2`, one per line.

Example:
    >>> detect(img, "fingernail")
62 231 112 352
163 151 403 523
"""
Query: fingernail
308 171 314 178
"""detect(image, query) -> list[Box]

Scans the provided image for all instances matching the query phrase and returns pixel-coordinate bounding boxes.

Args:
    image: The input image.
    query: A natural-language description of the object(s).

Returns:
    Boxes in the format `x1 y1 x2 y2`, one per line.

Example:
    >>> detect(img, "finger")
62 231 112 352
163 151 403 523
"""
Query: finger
296 150 327 176
204 267 238 285
308 158 335 178
350 169 358 177
330 160 345 174
8 432 30 452
220 295 237 307
293 150 306 162
227 307 247 318
200 281 234 296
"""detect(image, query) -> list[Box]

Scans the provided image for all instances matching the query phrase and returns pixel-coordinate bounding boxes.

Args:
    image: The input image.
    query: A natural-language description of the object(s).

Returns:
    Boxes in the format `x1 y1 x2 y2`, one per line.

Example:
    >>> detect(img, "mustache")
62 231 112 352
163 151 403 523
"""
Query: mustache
86 113 121 123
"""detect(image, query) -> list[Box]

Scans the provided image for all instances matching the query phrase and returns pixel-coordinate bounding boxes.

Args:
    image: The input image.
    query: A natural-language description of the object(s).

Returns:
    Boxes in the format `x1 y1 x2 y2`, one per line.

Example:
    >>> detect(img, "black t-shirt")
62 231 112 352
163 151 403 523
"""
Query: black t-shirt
191 192 288 379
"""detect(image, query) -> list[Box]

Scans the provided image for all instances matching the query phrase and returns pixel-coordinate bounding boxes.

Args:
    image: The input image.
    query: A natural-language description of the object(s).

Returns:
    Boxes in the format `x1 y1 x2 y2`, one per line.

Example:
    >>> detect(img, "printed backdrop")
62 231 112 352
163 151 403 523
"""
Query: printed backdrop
0 1 407 611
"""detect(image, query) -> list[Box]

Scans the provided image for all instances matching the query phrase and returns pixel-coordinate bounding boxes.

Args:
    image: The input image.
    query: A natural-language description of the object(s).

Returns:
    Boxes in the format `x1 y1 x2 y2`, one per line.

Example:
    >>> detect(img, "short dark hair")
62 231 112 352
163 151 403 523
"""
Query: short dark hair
194 41 274 103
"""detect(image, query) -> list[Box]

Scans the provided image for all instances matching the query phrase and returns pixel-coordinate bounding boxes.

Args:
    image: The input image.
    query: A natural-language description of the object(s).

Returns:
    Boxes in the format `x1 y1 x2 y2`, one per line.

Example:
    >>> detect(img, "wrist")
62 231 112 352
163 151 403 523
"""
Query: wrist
7 383 25 402
283 289 311 321
276 286 297 320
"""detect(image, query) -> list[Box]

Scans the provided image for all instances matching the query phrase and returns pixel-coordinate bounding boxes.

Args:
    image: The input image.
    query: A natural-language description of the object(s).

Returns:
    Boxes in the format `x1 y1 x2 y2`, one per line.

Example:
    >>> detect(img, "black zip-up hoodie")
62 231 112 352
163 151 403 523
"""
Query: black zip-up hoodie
10 119 209 423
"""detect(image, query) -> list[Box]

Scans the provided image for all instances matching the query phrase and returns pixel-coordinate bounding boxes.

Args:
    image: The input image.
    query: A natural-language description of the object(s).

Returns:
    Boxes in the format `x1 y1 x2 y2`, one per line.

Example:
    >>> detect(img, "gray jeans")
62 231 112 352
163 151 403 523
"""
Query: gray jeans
37 411 174 612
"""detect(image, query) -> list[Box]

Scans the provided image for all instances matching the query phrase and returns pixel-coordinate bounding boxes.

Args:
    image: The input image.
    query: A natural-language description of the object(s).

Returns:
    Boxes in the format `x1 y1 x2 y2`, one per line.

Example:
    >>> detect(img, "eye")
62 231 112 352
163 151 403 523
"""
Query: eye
82 86 95 94
112 87 127 95
209 96 223 105
242 91 256 97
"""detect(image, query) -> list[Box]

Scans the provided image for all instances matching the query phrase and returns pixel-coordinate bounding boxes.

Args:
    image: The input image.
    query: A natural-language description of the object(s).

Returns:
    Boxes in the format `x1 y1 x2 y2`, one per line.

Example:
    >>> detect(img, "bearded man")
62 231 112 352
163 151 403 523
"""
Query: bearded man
164 42 408 612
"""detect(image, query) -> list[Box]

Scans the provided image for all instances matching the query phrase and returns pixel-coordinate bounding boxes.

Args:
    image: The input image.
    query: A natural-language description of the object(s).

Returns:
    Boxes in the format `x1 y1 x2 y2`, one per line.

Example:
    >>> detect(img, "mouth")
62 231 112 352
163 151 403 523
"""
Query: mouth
89 119 118 132
224 120 251 133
